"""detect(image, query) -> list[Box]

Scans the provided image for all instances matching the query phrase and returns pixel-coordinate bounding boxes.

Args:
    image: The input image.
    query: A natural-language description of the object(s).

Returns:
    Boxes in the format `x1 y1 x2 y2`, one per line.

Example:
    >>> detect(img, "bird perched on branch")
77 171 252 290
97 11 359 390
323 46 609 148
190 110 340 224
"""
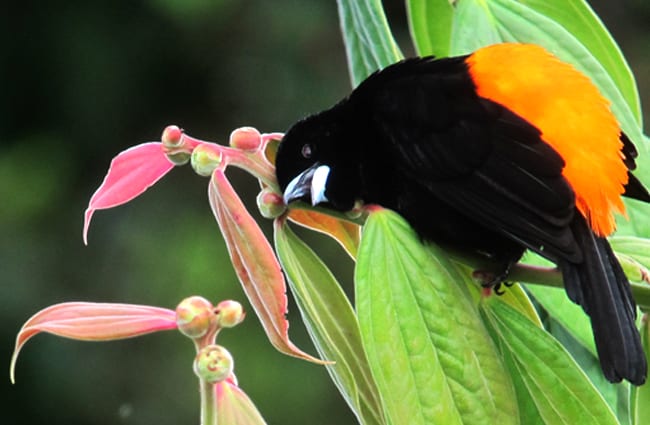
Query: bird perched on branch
275 43 649 385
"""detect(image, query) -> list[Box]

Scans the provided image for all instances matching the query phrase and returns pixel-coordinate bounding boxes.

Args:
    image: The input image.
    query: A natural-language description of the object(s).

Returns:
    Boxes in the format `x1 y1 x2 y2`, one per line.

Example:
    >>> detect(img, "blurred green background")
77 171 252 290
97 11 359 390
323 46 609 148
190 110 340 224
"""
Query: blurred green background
2 1 648 424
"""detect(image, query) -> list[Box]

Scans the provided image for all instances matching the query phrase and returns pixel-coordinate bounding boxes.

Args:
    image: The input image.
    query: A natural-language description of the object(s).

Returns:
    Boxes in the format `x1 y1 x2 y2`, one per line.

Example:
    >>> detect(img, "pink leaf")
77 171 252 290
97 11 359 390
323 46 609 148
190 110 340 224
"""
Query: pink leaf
11 302 177 382
83 143 174 244
216 375 267 424
209 170 325 364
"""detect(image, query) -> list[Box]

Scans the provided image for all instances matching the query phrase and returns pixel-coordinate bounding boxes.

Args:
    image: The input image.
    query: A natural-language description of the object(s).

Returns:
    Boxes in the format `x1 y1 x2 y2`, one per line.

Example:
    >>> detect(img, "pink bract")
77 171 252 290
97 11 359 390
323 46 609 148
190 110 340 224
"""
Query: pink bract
11 302 177 382
216 374 266 424
83 142 174 244
209 169 324 364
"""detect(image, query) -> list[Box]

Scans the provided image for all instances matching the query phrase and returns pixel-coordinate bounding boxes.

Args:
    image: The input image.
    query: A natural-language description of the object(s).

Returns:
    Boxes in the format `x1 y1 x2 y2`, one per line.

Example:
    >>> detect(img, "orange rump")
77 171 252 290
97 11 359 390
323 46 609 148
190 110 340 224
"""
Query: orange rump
466 43 627 236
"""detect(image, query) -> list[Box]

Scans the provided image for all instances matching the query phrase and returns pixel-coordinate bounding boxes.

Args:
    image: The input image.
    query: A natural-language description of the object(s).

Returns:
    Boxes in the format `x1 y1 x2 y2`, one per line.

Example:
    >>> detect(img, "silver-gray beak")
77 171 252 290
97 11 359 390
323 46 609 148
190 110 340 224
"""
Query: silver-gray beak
283 164 331 206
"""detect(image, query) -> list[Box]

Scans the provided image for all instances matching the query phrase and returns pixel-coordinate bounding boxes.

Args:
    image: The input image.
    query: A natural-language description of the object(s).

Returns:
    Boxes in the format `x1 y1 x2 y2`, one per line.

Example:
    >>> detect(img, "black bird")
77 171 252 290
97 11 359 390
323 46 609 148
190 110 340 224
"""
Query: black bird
275 43 649 385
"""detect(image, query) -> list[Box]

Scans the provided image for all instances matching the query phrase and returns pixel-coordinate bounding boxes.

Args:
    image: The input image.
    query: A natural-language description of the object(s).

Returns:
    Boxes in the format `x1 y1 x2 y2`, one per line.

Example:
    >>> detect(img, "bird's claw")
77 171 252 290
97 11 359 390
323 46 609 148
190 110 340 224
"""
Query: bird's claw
494 281 515 295
473 261 515 295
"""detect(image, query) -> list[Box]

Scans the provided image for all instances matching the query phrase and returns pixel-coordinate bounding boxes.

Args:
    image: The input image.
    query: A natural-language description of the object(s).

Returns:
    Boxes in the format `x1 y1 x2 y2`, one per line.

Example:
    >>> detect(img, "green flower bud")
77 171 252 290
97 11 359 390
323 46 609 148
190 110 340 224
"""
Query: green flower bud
215 300 245 328
191 145 223 177
345 200 364 220
166 151 191 166
256 188 286 219
176 296 215 339
193 344 234 383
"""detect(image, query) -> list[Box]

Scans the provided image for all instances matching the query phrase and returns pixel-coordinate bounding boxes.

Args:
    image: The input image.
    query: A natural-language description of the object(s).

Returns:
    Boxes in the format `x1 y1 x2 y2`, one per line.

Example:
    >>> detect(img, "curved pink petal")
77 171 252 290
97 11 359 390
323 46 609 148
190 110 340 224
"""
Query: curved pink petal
83 143 174 244
11 302 177 382
209 170 325 364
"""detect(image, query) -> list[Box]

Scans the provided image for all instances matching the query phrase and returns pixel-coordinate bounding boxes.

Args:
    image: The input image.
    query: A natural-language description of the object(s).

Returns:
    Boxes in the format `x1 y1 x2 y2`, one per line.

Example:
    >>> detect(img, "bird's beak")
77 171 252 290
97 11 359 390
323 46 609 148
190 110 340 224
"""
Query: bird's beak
283 164 330 206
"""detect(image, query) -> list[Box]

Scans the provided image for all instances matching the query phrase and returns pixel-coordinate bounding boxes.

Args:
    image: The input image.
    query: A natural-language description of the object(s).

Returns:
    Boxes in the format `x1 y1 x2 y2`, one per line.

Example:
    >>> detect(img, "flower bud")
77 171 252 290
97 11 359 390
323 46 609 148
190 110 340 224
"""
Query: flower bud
256 188 286 219
161 125 184 149
229 127 262 151
166 151 191 166
193 344 234 383
346 200 364 220
215 300 245 328
191 145 223 177
176 296 215 339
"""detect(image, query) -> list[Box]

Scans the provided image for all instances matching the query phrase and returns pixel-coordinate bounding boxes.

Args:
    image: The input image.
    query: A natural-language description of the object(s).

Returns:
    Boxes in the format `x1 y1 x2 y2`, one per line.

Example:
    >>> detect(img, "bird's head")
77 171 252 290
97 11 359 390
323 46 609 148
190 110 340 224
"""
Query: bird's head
275 108 360 212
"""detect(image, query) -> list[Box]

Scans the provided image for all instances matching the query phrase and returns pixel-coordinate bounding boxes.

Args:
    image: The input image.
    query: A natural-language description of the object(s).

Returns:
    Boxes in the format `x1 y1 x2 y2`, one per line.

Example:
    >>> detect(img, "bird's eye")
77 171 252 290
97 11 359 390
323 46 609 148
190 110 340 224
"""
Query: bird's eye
301 144 313 159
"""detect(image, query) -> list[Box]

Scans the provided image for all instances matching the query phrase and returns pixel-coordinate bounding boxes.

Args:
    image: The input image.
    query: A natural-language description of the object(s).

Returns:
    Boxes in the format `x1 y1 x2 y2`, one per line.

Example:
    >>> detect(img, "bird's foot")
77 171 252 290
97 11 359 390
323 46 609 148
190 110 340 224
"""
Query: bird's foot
494 281 515 295
472 261 515 296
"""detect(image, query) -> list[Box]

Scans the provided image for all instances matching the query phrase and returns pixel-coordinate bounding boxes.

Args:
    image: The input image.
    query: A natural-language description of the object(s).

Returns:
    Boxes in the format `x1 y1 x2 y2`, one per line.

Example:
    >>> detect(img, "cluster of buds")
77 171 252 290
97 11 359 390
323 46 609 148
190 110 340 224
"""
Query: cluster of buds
10 118 370 425
11 296 245 385
175 296 245 383
11 296 265 424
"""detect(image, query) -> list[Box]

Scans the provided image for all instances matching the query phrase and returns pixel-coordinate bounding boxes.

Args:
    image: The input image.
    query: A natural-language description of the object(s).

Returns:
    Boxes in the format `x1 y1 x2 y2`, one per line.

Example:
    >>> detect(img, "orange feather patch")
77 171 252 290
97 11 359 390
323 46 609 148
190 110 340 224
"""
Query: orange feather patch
466 43 627 236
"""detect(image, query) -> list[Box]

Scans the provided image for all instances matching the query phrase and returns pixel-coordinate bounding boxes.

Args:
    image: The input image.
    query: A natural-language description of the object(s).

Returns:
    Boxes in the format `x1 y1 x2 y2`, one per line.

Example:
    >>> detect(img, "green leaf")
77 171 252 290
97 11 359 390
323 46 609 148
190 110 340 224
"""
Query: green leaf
497 282 544 327
486 327 545 425
608 237 650 311
355 209 517 425
450 0 502 54
336 0 403 87
620 200 650 240
274 219 386 425
518 0 642 124
482 298 620 425
526 285 597 357
546 318 631 425
610 237 650 274
406 0 454 58
631 318 650 425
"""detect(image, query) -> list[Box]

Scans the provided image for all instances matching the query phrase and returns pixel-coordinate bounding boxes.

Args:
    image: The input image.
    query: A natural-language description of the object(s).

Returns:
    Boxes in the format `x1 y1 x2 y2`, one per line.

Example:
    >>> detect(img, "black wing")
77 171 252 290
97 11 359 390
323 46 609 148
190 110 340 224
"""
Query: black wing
357 58 580 262
621 132 650 202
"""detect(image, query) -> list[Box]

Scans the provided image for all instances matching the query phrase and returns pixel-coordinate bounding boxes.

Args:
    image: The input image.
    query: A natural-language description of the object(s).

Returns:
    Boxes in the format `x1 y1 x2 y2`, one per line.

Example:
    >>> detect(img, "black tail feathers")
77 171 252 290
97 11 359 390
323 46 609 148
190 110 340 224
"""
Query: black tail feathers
559 216 647 385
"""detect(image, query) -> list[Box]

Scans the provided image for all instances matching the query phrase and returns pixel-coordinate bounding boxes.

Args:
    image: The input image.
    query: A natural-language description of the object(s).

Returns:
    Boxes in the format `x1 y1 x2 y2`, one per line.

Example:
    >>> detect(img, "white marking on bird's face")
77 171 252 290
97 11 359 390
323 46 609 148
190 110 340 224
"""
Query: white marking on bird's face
311 165 330 206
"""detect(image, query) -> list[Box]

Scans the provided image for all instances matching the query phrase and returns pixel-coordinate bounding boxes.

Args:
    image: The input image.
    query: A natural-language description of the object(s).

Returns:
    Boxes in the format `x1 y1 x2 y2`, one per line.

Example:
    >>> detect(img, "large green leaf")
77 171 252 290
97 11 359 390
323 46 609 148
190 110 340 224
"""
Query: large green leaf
518 0 642 124
631 318 650 425
336 0 403 87
620 201 650 240
482 298 620 425
610 236 650 274
274 219 385 425
526 285 597 357
355 209 517 425
609 236 650 312
546 317 631 425
406 0 454 58
450 0 502 54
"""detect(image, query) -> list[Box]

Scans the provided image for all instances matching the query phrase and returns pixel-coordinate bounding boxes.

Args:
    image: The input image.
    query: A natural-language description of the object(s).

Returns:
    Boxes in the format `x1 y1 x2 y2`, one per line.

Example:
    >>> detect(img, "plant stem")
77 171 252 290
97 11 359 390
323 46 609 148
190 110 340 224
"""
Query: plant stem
225 150 278 191
446 245 650 311
194 333 220 425
631 282 650 313
509 263 564 288
199 378 218 425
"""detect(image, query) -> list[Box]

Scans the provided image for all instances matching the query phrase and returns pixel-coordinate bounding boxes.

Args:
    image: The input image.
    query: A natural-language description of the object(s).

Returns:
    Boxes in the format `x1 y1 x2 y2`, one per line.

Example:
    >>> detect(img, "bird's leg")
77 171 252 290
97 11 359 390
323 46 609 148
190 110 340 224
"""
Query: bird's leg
472 260 516 295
